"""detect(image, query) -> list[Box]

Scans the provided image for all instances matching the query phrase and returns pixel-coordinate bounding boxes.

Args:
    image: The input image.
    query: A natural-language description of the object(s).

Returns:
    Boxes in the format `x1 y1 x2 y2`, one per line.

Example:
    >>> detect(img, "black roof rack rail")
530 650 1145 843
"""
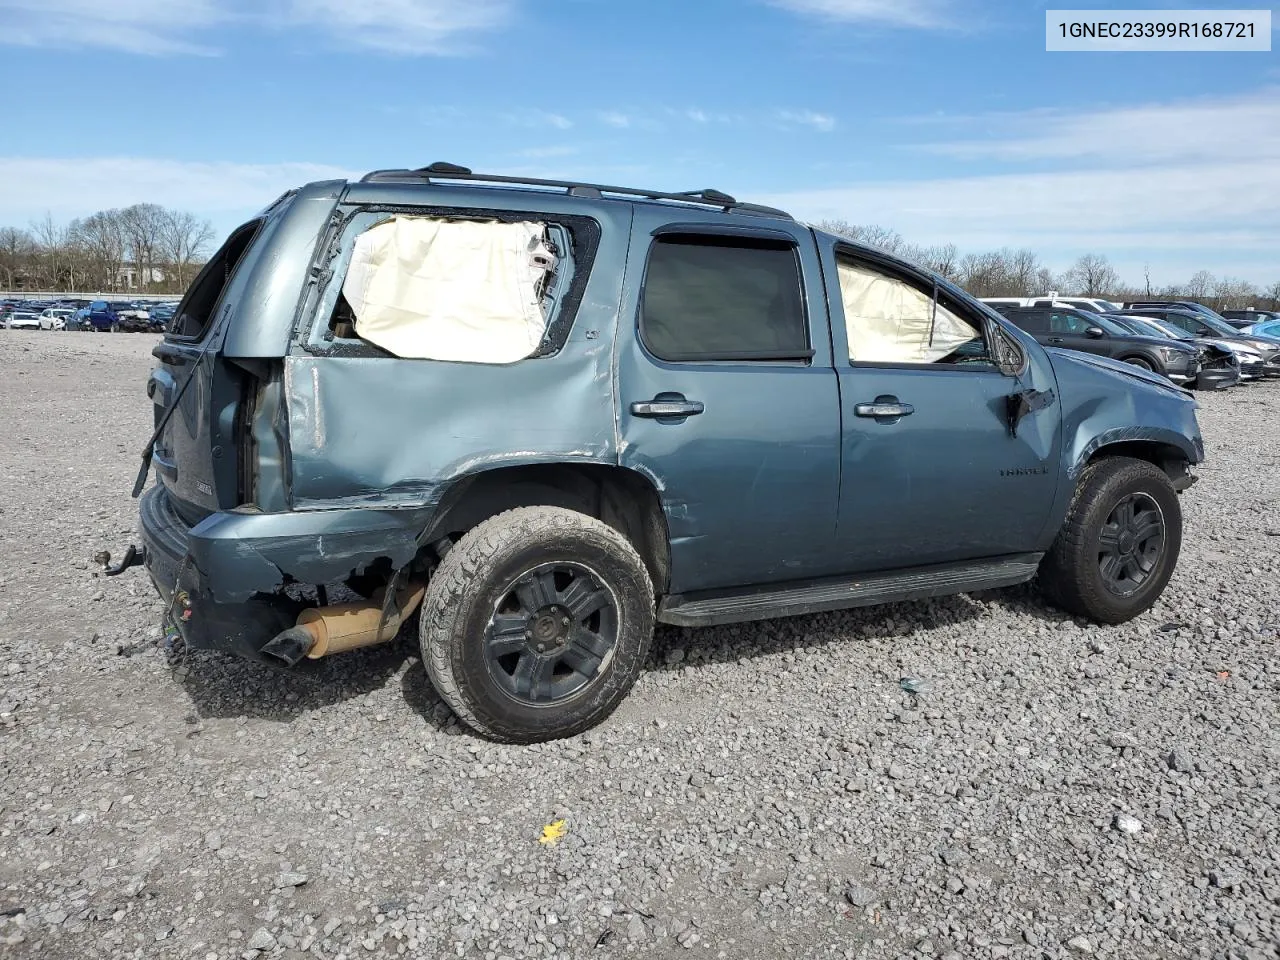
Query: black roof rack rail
357 163 794 220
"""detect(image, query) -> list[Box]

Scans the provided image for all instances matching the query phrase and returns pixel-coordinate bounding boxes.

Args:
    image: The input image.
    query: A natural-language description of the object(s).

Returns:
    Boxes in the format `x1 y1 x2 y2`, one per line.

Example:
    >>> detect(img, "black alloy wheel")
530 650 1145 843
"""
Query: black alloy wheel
1096 492 1165 597
484 561 618 705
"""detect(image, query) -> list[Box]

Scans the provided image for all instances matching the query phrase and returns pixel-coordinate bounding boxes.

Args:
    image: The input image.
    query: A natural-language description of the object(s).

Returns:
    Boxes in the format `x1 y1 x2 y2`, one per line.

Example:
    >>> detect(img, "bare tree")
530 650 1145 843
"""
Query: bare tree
0 226 36 289
161 210 214 290
815 220 907 254
1266 281 1280 309
913 242 959 280
1184 270 1214 300
118 203 168 291
1061 254 1120 297
71 211 128 291
1211 276 1258 310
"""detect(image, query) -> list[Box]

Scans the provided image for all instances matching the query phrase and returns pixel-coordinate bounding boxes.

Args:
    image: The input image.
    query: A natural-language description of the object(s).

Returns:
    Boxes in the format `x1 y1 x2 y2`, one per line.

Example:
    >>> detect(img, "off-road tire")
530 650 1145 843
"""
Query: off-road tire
1038 456 1181 623
421 506 655 743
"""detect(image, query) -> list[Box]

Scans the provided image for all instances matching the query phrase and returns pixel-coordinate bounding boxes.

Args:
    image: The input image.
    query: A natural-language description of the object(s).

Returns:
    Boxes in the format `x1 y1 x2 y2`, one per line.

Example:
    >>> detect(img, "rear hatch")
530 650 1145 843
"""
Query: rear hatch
145 216 276 525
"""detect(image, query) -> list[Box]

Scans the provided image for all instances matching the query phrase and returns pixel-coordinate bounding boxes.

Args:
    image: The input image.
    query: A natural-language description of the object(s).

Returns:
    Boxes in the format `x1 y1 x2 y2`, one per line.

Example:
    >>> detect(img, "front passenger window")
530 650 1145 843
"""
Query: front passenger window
837 259 988 365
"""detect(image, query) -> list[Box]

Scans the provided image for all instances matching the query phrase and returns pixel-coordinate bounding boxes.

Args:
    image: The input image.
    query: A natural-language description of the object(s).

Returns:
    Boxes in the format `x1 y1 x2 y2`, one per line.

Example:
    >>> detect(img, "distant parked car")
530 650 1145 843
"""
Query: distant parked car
983 296 1123 313
1120 308 1280 376
39 307 75 331
1106 315 1243 389
6 310 42 330
1220 309 1280 331
990 305 1199 384
78 300 150 332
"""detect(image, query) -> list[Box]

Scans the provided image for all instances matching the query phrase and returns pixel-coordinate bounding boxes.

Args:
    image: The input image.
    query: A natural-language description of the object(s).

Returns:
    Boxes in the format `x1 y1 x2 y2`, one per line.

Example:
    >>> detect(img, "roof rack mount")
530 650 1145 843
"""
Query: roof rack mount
357 163 793 220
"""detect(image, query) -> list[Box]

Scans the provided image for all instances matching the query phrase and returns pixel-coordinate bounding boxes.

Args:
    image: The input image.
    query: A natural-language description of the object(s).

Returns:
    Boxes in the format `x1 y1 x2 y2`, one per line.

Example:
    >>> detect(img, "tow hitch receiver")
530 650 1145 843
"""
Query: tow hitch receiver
95 545 147 577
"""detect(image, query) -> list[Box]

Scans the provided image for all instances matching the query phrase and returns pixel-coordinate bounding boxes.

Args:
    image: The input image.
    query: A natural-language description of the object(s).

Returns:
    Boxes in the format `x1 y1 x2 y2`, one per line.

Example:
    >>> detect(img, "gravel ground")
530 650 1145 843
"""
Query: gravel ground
0 331 1277 960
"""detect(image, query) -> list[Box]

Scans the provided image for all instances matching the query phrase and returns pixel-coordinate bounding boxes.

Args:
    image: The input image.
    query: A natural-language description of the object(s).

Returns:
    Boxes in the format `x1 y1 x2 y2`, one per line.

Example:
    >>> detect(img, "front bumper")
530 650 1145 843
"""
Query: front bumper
138 485 432 663
1239 359 1265 381
1192 365 1239 390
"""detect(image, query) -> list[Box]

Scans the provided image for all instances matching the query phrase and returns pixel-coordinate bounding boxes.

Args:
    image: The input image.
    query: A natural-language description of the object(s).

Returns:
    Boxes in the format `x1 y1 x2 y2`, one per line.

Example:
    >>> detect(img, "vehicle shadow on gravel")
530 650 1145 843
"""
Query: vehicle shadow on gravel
645 582 1064 672
171 631 453 732
169 584 1063 729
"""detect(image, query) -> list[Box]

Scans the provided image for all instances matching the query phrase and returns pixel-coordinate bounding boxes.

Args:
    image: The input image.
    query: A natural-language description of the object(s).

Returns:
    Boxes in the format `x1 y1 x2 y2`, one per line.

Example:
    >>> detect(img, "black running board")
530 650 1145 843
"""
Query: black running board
657 553 1043 627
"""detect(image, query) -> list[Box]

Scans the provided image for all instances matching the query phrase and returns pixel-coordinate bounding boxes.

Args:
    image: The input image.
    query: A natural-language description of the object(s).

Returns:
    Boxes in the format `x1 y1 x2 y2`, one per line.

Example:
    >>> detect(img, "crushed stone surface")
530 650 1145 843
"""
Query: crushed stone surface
0 331 1276 959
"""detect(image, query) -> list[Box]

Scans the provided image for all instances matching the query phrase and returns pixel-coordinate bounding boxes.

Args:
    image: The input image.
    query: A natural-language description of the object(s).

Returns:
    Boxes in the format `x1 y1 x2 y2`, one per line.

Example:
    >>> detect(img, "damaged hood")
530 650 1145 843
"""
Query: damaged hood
1045 347 1192 396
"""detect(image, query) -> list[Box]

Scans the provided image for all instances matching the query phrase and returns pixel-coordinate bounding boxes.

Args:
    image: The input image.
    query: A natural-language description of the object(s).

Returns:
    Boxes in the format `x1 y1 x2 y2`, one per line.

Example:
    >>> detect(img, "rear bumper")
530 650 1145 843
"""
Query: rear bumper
138 485 432 662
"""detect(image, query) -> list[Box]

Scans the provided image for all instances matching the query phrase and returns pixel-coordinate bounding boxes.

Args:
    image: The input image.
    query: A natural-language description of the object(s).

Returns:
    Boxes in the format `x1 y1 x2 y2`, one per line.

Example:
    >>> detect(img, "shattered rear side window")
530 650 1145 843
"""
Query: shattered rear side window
333 216 571 365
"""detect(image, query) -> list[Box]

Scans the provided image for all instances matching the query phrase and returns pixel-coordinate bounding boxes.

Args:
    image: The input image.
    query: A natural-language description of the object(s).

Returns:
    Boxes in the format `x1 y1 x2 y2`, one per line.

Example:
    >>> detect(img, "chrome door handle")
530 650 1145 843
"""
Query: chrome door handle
854 401 914 418
631 399 704 418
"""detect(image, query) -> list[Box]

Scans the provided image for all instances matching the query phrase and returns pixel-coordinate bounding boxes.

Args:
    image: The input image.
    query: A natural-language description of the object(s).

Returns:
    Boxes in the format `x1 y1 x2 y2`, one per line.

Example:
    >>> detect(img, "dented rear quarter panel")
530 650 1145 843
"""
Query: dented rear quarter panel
281 184 635 510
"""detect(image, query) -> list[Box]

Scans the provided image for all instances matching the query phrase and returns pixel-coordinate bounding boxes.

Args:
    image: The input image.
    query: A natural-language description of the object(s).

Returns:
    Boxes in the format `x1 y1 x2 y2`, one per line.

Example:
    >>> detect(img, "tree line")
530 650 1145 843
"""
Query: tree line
0 205 215 295
818 220 1280 311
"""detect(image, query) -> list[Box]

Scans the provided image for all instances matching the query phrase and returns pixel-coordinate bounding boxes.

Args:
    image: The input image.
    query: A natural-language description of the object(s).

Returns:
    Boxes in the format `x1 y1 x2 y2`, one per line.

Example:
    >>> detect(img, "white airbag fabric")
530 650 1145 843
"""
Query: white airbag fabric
837 261 977 363
342 217 554 364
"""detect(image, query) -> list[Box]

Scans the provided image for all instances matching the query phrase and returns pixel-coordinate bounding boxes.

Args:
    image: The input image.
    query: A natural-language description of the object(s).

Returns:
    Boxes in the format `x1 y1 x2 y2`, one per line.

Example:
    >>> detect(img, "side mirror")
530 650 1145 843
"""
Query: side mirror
1085 326 1104 338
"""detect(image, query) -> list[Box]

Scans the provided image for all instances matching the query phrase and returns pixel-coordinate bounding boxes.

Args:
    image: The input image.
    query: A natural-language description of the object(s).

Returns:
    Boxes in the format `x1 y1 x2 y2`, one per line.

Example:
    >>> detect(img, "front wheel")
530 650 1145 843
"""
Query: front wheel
1038 457 1182 623
1123 357 1153 371
421 506 655 743
109 321 120 333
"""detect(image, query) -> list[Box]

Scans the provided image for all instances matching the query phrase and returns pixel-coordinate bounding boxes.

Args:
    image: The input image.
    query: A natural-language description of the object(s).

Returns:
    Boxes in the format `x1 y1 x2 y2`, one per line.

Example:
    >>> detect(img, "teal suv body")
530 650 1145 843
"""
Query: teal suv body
125 166 1205 742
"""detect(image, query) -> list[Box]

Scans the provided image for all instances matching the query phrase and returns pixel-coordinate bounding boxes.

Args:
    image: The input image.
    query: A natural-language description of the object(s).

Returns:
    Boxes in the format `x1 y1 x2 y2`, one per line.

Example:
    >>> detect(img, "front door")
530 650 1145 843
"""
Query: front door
820 239 1063 572
615 211 841 594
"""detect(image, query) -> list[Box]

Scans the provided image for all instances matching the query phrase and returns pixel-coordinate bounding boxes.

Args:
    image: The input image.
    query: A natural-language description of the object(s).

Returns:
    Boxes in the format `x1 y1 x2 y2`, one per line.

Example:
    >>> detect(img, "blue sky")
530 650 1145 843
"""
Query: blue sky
1 0 1277 286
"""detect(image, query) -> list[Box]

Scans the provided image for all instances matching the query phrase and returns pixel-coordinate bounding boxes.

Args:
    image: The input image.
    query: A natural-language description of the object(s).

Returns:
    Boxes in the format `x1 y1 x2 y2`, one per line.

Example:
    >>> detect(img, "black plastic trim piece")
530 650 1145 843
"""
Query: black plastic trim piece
657 554 1043 627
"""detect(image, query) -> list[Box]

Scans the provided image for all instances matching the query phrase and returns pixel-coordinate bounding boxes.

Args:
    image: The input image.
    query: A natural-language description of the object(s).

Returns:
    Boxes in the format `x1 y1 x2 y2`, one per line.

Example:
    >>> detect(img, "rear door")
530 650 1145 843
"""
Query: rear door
145 219 267 522
820 239 1061 571
615 211 841 594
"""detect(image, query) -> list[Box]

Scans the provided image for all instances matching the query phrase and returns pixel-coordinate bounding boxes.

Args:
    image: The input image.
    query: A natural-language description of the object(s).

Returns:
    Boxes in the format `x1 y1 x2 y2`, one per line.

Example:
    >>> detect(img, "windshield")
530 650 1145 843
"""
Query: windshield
1148 319 1193 339
1195 314 1246 337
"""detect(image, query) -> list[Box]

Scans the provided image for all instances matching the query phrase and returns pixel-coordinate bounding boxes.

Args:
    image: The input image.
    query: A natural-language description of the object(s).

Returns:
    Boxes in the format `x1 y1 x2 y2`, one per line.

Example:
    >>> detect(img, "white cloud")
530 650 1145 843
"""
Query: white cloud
923 88 1280 165
778 109 836 132
284 0 513 54
0 0 513 55
763 88 1280 285
0 0 223 55
503 110 574 130
0 156 353 229
598 111 631 128
517 145 579 159
768 0 951 29
767 159 1280 284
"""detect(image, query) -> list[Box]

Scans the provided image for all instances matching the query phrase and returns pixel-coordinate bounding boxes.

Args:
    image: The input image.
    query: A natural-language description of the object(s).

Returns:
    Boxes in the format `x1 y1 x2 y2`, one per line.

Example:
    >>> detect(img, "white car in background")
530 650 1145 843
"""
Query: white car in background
6 310 41 330
982 296 1123 314
39 308 75 331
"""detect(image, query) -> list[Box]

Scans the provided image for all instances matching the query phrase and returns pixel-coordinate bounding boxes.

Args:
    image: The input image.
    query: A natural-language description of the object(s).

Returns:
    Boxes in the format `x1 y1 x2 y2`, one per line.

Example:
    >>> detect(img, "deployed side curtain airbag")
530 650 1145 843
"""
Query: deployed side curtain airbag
837 260 977 364
342 217 556 364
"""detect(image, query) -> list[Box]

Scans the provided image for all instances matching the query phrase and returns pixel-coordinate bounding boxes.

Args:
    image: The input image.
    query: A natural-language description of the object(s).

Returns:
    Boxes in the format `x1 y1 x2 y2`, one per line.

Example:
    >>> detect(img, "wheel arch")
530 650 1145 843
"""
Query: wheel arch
1080 437 1198 490
422 463 671 594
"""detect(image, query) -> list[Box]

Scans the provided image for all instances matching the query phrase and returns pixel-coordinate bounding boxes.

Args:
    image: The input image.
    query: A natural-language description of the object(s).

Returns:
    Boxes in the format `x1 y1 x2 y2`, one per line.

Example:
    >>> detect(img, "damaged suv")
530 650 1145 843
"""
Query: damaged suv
118 164 1204 742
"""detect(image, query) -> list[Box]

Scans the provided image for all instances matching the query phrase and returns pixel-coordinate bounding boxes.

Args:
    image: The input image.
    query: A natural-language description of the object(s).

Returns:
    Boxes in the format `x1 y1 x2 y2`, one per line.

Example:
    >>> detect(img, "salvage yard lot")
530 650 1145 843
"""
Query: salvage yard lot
0 332 1277 960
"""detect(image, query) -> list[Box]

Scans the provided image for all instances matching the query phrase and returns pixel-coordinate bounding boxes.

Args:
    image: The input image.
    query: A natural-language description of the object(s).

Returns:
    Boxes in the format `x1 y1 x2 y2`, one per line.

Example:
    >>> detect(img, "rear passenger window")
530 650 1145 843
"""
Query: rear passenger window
1007 311 1049 334
639 236 810 362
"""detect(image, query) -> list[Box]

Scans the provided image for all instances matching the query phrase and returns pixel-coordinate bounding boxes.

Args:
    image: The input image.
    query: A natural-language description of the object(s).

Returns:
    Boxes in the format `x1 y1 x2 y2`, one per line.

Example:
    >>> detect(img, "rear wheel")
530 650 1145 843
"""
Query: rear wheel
1038 457 1181 623
421 506 655 743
